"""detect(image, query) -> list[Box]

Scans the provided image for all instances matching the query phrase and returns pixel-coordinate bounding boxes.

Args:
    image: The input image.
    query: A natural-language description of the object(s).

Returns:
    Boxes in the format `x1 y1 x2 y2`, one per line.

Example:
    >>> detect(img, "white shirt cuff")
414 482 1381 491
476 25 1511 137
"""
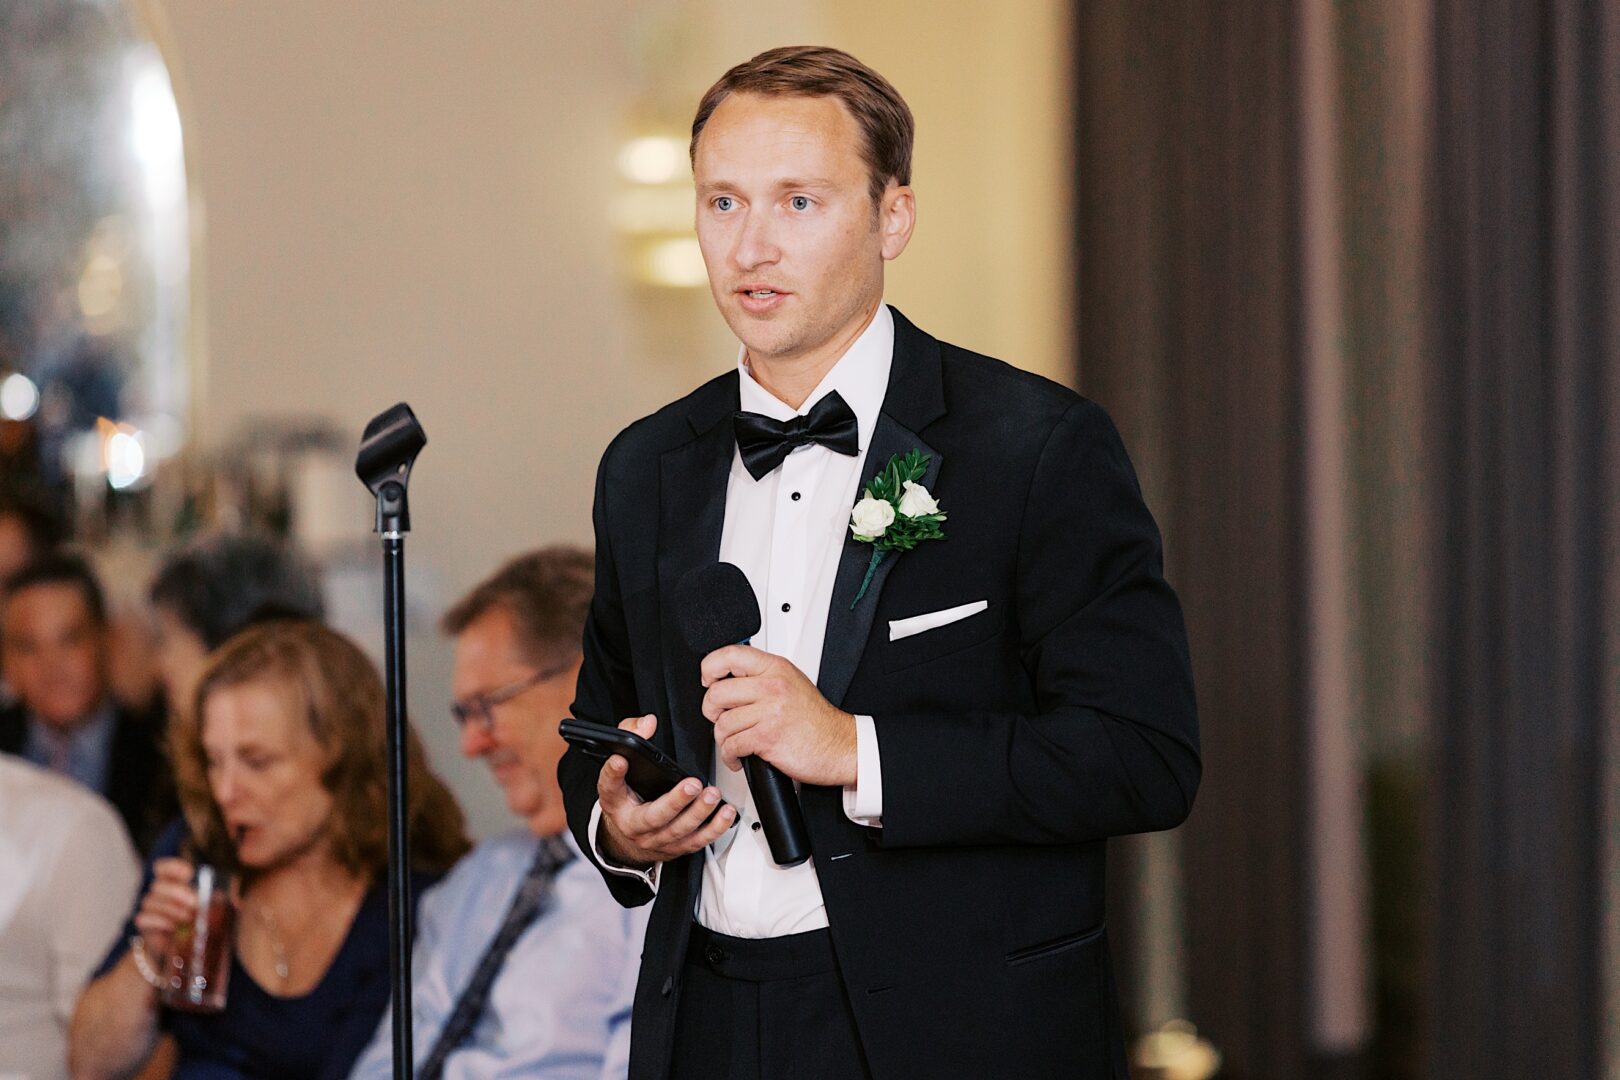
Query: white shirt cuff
841 714 883 827
588 801 659 892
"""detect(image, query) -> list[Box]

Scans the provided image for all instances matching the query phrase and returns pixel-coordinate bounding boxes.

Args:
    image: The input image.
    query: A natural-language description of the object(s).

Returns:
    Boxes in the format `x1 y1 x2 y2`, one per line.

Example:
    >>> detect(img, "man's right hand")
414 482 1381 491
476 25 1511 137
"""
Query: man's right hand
597 715 735 868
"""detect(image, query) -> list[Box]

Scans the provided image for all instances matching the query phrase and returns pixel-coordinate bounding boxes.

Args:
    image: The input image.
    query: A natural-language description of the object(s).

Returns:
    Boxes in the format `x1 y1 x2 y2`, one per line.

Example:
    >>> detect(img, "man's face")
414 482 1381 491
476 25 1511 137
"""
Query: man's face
451 607 579 836
693 92 914 366
0 582 108 729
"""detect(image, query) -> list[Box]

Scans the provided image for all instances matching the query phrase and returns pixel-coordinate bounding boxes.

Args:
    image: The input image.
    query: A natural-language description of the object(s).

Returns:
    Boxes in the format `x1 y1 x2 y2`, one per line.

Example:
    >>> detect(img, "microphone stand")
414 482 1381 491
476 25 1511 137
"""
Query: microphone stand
355 403 427 1080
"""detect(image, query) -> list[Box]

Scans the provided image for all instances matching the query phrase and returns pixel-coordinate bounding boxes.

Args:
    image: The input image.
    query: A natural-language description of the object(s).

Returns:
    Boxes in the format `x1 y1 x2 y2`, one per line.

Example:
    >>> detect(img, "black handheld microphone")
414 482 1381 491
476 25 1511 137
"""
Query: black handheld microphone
674 563 811 867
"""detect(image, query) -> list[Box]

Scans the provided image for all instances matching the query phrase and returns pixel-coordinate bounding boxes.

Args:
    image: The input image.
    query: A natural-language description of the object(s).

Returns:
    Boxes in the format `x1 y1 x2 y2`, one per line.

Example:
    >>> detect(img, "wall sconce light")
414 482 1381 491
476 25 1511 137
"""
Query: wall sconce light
613 131 706 289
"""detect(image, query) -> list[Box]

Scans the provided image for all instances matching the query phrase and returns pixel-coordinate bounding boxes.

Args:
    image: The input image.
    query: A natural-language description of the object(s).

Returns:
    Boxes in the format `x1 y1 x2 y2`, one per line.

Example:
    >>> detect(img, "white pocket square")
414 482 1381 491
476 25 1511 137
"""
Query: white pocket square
888 600 990 642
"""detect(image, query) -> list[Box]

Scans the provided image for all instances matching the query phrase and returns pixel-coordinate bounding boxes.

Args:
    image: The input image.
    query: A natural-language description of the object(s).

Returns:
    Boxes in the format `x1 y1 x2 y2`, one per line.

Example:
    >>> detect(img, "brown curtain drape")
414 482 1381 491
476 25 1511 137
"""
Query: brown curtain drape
1073 5 1316 1078
1073 0 1618 1076
1427 1 1620 1077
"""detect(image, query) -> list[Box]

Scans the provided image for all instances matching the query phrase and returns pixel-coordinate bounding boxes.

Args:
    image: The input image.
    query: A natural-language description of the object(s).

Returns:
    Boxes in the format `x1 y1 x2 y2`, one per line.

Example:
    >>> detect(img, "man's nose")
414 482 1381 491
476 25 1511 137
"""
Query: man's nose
461 718 496 759
732 209 779 271
39 646 70 678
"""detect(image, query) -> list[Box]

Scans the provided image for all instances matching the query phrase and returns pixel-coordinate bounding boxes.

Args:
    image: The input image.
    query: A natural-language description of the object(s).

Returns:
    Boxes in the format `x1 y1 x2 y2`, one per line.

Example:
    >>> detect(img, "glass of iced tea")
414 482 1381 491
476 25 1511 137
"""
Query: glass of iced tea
158 864 233 1013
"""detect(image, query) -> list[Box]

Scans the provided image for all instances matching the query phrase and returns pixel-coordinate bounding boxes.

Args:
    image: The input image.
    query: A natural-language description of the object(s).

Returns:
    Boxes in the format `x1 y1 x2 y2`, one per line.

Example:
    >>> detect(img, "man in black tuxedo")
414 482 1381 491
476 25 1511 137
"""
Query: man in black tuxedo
559 46 1199 1080
0 555 174 853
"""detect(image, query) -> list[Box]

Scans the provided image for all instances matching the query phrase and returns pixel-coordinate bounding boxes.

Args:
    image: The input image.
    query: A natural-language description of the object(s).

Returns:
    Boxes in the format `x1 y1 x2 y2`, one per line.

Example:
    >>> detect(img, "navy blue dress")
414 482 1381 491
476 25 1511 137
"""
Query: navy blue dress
101 821 440 1080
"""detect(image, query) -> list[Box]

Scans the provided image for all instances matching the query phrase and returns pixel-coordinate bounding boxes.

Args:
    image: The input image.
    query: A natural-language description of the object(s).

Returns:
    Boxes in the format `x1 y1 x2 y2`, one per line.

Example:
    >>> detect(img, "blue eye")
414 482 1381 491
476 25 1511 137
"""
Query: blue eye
790 196 810 211
714 196 735 212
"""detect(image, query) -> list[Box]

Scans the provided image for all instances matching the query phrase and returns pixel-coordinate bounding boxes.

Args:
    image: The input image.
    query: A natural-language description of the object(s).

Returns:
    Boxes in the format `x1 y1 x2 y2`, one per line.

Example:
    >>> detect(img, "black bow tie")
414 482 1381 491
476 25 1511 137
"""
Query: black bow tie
733 390 860 481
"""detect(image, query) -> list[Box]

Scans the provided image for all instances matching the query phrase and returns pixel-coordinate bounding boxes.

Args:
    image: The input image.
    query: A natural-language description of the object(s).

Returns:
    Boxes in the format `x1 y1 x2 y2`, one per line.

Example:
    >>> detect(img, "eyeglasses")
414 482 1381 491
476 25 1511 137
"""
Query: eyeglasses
450 656 576 734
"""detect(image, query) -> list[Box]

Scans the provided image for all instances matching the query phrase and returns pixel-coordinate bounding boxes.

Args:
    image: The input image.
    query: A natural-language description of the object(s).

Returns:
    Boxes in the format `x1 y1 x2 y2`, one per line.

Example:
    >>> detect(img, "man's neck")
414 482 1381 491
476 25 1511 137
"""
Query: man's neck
31 696 111 740
528 806 568 838
745 298 882 410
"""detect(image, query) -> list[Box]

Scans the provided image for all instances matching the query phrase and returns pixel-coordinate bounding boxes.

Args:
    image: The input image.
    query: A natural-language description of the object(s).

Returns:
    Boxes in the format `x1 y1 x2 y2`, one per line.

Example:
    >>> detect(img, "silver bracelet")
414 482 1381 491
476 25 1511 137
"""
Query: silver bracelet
128 935 167 991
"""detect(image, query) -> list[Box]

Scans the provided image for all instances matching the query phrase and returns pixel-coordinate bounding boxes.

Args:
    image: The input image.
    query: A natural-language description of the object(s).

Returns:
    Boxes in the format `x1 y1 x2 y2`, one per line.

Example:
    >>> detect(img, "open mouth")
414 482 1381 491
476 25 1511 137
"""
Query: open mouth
737 287 788 312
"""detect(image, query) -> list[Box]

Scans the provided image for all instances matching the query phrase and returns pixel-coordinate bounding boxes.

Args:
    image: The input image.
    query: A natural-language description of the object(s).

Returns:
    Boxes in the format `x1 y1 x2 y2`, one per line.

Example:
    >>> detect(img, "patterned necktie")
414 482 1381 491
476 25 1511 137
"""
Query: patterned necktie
43 726 74 775
416 834 575 1079
733 389 861 481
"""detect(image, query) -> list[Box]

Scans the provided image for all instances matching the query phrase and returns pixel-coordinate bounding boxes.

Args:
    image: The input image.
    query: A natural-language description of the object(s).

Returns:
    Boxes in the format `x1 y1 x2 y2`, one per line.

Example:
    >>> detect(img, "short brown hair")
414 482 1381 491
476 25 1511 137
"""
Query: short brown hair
690 46 914 205
440 545 593 666
173 620 470 879
2 552 106 625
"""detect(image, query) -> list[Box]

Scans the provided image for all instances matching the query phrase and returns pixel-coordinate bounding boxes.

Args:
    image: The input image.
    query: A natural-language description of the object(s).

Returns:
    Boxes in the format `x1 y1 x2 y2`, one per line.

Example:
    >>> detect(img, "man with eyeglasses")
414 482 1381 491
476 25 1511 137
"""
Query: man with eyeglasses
349 546 647 1080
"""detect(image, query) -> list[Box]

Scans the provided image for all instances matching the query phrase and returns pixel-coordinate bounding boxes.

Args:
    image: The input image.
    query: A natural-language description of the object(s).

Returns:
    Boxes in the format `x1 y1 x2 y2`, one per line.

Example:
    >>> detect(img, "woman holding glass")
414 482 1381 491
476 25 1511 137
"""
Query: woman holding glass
70 620 470 1079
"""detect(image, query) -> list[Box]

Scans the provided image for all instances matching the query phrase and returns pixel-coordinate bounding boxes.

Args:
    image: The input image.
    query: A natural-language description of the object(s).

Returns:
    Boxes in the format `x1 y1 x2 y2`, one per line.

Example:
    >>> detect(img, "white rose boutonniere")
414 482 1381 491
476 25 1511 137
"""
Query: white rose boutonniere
847 449 947 607
897 480 940 517
849 496 897 540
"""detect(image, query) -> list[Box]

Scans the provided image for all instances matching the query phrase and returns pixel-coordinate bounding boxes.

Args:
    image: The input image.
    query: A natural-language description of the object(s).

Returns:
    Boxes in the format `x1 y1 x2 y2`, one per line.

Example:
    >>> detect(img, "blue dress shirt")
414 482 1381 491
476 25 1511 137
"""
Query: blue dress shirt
22 701 115 793
347 829 647 1080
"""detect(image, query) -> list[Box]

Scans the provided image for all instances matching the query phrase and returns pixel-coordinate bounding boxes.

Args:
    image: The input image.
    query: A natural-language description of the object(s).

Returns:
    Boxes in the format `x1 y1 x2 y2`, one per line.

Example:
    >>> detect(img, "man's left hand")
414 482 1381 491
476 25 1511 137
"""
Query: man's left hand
700 645 857 786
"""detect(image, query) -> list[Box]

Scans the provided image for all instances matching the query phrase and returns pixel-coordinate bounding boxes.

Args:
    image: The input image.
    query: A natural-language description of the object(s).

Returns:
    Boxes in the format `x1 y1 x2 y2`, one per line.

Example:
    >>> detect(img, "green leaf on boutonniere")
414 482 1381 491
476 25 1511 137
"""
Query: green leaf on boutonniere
847 449 947 607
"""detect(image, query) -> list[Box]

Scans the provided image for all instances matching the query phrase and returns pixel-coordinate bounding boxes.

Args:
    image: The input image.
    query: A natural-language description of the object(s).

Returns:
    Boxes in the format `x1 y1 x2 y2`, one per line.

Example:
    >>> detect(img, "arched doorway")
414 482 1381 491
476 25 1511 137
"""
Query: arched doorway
0 0 191 530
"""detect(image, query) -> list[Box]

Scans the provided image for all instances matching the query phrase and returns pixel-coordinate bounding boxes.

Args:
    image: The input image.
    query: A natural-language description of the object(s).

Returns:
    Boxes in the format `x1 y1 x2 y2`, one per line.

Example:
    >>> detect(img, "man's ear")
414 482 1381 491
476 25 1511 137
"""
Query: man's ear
878 182 915 262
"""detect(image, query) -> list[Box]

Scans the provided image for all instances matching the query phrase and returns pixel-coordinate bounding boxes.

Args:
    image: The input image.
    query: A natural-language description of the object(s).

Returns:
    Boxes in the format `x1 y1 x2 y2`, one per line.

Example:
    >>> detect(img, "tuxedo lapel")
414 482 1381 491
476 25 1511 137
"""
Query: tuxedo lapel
817 307 948 710
657 401 737 778
819 417 940 708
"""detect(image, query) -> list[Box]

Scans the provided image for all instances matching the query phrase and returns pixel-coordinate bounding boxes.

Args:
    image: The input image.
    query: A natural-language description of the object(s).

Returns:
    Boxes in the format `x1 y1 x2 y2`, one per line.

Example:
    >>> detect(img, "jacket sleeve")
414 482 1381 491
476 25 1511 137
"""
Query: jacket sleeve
873 400 1200 848
559 441 658 907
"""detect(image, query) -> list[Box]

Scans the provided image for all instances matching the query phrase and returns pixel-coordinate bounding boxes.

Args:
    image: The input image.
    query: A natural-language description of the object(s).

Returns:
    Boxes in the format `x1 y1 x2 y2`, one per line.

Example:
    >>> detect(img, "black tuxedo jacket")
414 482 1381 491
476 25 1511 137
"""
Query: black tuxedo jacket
0 701 176 855
560 308 1199 1080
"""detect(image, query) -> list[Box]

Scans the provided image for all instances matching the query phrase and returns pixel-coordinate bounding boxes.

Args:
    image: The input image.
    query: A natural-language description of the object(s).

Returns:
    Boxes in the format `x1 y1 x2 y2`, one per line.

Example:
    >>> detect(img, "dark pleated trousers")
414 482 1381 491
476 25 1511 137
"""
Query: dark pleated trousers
669 925 875 1080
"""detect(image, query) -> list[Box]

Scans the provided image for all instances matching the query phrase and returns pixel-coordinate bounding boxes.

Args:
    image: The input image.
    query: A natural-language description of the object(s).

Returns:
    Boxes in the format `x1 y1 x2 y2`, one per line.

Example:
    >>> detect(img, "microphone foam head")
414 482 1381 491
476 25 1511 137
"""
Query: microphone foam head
674 562 761 655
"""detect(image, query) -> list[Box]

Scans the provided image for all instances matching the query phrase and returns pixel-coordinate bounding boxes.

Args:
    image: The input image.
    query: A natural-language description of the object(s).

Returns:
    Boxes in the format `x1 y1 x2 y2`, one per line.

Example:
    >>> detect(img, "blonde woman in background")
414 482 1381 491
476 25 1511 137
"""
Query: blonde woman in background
71 620 469 1080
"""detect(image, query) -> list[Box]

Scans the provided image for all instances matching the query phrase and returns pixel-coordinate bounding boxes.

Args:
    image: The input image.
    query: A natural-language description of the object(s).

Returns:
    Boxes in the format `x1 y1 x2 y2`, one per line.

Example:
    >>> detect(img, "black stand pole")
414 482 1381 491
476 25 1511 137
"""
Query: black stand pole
381 531 410 1078
356 404 427 1080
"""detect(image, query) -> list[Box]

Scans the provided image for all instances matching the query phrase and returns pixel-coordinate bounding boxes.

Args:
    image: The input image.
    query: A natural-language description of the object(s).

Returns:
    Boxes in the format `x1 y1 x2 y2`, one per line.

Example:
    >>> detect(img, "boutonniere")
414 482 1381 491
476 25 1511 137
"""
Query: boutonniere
847 449 947 607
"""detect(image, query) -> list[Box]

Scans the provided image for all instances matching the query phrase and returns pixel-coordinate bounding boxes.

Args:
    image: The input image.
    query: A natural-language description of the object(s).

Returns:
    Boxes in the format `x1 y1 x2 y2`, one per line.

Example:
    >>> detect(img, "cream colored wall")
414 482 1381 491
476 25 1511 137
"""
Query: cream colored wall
827 1 1074 380
153 0 1072 836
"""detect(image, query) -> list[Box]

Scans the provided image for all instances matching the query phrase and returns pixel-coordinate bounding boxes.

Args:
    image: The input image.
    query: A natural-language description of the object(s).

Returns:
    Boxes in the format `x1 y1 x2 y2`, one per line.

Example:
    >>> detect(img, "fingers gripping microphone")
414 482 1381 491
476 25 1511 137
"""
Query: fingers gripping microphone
674 563 811 867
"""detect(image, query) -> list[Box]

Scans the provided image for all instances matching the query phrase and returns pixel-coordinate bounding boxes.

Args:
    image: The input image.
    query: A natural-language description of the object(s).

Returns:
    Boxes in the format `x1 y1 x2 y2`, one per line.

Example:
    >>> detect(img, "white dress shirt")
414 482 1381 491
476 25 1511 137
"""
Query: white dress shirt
591 303 893 939
0 753 140 1080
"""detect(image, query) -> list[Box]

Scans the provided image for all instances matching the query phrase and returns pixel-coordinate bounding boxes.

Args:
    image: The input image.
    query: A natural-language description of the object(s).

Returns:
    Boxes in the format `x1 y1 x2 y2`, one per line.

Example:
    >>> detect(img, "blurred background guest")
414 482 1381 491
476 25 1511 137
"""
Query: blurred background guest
148 532 326 712
0 554 175 852
0 490 64 587
349 546 645 1080
70 620 470 1080
0 491 66 707
0 751 139 1080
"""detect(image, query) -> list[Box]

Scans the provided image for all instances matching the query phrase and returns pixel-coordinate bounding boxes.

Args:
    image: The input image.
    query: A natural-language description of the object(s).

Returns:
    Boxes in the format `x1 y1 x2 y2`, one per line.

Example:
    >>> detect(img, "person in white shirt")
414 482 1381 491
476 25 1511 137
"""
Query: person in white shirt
0 752 139 1080
559 45 1198 1080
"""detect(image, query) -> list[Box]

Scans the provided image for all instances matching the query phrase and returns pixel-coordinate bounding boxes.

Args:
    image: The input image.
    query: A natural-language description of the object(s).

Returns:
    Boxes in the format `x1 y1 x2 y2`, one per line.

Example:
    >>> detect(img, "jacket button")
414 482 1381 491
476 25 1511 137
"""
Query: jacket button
661 976 673 996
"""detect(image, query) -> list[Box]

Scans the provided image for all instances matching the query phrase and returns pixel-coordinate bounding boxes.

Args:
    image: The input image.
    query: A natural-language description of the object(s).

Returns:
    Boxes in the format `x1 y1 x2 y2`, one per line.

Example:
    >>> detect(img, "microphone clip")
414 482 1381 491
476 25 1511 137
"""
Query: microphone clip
355 403 427 536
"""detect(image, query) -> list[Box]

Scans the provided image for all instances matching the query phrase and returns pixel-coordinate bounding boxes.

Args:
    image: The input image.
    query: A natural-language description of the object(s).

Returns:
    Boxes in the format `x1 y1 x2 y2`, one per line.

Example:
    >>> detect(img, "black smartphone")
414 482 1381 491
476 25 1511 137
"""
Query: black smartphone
559 718 706 803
